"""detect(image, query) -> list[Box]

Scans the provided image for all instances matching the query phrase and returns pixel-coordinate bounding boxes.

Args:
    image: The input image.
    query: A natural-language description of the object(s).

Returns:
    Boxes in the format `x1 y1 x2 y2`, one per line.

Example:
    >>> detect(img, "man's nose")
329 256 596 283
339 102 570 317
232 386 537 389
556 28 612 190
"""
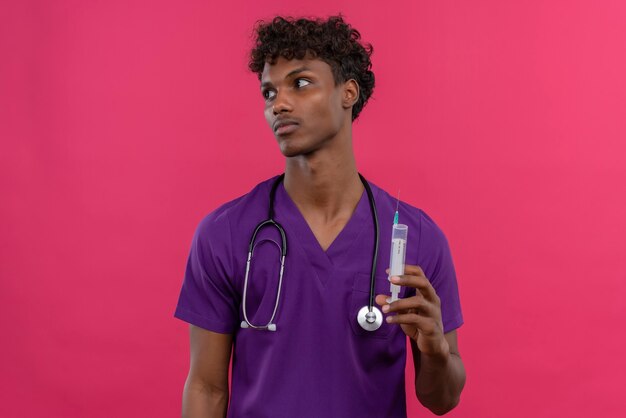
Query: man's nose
272 89 293 114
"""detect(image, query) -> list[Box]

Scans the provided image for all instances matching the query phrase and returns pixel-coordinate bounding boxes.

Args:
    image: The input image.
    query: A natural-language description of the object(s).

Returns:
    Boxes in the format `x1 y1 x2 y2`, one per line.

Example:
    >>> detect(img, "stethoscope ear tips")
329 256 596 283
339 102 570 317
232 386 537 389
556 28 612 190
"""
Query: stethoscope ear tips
240 320 277 331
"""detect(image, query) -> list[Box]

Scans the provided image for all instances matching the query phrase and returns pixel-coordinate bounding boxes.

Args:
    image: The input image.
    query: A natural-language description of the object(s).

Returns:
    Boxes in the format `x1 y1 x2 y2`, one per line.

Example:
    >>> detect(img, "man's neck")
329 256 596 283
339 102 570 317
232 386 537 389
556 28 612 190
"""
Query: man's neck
283 147 363 222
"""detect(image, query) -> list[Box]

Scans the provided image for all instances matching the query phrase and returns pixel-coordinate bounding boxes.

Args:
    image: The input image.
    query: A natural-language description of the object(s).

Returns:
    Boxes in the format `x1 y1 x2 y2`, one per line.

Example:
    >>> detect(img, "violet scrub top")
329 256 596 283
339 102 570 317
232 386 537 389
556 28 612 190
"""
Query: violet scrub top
174 176 463 418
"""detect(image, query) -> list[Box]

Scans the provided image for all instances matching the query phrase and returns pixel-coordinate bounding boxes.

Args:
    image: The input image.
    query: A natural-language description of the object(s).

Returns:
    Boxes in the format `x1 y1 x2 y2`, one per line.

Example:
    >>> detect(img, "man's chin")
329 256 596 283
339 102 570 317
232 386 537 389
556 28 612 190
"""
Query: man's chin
277 134 328 158
278 141 312 158
280 149 307 158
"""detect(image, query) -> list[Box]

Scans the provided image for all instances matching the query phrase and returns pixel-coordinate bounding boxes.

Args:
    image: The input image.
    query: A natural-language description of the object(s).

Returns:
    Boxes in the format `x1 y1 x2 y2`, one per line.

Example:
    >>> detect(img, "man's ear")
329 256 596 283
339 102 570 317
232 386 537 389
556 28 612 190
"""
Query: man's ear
342 79 360 109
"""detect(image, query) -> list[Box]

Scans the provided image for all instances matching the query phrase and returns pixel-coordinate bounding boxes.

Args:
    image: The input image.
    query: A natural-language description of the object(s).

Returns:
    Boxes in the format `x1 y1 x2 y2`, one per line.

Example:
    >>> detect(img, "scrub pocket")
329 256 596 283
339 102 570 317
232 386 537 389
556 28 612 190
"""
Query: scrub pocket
349 272 396 339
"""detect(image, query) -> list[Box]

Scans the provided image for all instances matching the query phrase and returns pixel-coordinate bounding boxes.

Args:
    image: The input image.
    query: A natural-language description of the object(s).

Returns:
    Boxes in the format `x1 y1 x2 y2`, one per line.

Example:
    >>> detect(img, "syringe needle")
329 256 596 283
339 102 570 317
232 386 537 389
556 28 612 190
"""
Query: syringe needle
393 190 400 225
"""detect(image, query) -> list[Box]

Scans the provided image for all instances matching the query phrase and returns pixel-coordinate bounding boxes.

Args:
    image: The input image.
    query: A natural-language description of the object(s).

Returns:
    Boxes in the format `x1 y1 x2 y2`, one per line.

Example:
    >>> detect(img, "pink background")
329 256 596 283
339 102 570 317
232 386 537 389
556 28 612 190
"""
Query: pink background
2 1 625 417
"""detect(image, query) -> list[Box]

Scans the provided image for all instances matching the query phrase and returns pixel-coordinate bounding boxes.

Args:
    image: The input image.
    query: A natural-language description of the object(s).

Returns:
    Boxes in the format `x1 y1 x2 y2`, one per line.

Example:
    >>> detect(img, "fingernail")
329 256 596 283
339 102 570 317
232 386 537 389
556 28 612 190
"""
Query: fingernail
386 316 392 323
391 276 400 283
382 305 389 313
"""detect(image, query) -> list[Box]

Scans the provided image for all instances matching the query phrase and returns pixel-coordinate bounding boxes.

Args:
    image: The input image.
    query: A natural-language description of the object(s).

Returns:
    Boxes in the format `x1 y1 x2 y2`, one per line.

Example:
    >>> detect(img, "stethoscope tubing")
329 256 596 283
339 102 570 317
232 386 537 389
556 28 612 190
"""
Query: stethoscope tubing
359 173 380 317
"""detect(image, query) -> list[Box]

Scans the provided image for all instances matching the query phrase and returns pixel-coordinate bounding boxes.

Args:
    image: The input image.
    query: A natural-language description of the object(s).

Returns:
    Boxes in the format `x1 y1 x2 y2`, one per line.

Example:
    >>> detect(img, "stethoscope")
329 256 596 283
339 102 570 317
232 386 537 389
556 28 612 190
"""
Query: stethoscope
240 173 383 332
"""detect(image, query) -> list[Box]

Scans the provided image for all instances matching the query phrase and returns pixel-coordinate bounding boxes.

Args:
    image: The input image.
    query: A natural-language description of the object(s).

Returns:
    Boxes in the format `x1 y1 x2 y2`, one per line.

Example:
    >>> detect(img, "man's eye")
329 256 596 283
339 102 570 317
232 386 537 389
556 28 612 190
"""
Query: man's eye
295 79 311 88
263 90 276 100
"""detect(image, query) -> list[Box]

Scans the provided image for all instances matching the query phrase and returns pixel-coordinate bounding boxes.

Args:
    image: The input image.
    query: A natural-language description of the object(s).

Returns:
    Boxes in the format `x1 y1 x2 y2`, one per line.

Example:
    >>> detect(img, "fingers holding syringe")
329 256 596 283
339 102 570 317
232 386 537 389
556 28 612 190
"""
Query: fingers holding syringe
387 265 440 305
377 293 438 317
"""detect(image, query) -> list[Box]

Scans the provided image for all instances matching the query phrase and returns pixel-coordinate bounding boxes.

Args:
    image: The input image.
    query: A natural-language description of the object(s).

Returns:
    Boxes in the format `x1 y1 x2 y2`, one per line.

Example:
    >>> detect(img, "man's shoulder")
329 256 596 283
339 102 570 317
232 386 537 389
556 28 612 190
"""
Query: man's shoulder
369 181 423 222
194 175 279 238
370 181 447 241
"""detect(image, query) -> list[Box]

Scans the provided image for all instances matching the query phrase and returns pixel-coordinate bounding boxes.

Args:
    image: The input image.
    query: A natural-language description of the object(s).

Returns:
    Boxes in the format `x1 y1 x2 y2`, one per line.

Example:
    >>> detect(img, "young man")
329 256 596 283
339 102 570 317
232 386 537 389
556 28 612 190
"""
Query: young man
174 15 465 417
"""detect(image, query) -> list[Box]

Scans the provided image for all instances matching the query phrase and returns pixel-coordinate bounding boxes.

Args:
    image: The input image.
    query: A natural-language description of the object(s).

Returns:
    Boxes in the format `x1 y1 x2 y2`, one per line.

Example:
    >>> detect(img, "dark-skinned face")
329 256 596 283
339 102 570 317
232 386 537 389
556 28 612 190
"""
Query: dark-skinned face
260 55 351 158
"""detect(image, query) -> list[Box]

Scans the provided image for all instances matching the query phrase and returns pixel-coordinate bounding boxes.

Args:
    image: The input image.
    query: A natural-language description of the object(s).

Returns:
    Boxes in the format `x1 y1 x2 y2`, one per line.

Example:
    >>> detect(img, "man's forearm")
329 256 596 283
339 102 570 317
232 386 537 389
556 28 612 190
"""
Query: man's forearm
412 340 466 415
182 380 229 418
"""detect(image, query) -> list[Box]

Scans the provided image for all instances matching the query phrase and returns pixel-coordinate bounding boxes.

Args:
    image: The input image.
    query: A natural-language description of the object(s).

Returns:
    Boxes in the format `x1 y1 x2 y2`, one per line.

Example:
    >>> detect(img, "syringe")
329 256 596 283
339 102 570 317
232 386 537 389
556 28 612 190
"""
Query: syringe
388 191 407 302
388 223 408 302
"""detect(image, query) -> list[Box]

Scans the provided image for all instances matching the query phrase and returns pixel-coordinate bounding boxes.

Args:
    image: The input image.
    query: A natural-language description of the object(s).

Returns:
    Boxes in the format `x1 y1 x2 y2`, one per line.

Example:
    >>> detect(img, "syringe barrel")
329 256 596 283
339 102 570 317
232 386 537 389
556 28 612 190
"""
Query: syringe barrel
392 223 408 242
389 224 408 277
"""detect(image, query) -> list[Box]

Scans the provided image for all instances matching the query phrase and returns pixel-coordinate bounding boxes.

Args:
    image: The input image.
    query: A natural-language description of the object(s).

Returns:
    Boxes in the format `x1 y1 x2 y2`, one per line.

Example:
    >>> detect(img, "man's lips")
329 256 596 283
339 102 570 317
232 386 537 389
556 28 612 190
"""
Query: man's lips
273 118 300 135
275 123 299 135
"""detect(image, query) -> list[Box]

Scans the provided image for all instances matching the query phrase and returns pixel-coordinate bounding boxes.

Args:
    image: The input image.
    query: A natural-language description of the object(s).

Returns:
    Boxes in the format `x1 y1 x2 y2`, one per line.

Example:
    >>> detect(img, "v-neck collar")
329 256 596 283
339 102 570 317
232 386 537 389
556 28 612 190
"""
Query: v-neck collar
274 181 372 286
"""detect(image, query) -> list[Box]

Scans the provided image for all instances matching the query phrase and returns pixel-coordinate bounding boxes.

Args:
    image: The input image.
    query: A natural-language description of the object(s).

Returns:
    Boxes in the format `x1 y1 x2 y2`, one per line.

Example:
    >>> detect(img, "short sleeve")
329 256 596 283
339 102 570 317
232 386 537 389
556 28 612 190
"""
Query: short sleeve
417 210 464 333
173 213 239 334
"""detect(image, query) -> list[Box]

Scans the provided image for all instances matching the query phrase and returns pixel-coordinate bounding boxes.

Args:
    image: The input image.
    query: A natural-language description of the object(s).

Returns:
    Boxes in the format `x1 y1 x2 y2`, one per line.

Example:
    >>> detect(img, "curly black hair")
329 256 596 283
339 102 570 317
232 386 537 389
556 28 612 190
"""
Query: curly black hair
248 15 375 122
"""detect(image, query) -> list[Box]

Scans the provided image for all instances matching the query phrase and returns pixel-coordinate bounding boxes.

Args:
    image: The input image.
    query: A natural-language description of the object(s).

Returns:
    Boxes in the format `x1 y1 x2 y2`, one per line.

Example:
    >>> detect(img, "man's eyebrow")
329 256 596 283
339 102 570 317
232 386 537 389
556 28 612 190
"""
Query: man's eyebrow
260 66 312 89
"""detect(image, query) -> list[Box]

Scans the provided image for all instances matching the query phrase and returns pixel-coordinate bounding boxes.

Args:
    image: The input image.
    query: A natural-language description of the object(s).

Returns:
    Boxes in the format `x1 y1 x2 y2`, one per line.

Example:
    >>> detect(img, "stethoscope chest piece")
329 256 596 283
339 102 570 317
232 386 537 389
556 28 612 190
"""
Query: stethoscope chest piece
357 305 383 331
